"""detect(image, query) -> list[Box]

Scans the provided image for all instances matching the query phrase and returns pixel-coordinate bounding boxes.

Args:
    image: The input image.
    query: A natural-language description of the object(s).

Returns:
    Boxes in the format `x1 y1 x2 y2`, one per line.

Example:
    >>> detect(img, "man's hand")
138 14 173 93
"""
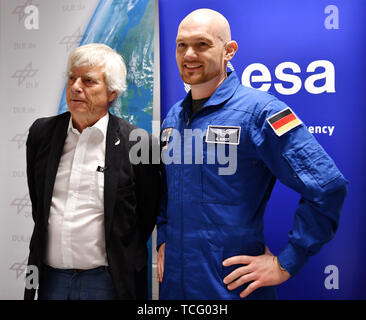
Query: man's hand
222 246 290 298
157 242 165 283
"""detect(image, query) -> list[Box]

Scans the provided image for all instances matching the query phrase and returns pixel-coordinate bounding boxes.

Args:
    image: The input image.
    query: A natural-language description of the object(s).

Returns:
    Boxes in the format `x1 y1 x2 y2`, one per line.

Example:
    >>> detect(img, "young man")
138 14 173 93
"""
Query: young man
157 9 347 300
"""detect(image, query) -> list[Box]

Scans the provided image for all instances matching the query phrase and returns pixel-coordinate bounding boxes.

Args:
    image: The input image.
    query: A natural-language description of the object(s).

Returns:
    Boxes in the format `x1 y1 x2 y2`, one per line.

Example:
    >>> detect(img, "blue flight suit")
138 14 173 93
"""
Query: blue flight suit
157 71 347 299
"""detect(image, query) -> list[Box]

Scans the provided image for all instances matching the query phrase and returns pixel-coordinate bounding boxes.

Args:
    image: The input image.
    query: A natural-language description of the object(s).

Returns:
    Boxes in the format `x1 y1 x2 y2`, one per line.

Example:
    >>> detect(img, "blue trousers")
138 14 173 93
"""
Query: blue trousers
38 265 117 300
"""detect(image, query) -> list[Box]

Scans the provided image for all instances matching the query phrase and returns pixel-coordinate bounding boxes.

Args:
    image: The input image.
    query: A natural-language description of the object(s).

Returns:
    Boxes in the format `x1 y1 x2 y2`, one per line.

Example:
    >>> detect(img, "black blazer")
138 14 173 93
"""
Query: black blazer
24 111 160 300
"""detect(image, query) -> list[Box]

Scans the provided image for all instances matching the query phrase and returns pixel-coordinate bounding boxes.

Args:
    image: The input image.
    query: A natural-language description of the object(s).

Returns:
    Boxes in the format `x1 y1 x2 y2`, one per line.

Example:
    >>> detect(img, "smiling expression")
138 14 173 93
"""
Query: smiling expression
176 20 227 87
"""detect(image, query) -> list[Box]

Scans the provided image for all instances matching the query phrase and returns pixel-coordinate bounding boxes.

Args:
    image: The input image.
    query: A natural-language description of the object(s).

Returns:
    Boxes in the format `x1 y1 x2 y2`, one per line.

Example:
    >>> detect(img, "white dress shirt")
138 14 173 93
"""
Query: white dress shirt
45 113 109 269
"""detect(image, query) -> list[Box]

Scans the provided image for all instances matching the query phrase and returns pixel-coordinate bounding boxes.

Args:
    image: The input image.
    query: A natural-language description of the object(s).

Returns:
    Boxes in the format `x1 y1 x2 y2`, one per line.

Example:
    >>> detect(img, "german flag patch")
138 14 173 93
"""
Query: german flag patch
266 107 302 136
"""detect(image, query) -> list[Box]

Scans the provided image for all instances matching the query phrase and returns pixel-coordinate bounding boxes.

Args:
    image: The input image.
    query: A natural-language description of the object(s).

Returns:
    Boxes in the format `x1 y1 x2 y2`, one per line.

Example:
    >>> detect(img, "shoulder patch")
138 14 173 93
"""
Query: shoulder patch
266 107 302 136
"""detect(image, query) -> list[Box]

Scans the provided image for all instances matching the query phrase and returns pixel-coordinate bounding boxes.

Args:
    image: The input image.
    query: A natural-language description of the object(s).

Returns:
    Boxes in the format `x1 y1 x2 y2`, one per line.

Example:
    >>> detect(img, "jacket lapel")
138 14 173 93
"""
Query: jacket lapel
104 113 126 242
43 112 70 226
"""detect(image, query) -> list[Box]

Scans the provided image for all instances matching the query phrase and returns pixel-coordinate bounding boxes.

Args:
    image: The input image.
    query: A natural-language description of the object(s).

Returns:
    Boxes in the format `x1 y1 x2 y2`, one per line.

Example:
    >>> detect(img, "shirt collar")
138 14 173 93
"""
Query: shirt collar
68 112 109 138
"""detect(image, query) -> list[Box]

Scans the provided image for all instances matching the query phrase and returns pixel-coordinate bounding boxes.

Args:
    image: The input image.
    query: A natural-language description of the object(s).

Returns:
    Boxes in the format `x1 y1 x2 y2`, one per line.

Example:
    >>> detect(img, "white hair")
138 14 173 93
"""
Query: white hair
67 43 127 100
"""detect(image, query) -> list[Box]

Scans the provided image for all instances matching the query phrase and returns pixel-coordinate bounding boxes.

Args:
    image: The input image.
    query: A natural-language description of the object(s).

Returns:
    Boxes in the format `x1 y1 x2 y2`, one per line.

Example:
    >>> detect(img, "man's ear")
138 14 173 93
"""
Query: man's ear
224 40 238 61
108 91 117 104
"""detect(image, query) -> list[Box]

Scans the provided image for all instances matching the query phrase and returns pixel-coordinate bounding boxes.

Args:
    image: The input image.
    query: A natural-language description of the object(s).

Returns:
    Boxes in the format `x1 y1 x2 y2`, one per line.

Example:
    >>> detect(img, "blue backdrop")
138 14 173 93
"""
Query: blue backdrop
159 0 366 299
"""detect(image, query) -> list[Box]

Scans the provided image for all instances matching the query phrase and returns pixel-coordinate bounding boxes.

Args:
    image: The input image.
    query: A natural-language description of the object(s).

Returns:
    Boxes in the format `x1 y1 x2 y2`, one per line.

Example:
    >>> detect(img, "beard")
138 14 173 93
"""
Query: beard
179 67 222 86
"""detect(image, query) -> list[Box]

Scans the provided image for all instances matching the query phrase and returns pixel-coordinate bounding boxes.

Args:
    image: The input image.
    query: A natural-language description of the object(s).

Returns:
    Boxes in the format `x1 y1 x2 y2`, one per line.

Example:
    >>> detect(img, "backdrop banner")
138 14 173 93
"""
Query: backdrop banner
158 0 366 299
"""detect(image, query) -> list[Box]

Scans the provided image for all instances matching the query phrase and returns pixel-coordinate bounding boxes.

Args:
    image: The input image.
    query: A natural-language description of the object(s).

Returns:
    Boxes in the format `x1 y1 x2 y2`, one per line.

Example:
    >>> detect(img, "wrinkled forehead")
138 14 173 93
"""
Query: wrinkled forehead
68 65 105 80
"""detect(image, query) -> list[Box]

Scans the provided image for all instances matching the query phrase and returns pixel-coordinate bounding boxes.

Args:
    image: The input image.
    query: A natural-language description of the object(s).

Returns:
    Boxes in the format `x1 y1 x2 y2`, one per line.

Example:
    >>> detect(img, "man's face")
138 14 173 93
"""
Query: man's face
176 20 227 86
66 64 115 120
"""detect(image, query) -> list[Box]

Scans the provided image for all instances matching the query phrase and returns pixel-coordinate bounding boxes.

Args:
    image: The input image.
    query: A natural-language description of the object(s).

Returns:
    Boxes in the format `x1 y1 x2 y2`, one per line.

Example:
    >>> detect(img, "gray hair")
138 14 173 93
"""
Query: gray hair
67 43 127 100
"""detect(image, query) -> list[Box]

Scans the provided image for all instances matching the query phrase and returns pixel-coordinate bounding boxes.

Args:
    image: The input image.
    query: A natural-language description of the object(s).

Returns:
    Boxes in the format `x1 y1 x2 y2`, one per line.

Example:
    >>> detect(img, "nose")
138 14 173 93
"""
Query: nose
71 77 83 93
184 46 197 60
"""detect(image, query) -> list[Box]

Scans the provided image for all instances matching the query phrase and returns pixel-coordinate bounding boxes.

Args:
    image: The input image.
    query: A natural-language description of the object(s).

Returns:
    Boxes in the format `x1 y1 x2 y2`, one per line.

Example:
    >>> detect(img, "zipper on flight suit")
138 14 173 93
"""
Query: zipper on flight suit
182 105 209 298
182 102 215 297
186 104 209 127
180 118 186 298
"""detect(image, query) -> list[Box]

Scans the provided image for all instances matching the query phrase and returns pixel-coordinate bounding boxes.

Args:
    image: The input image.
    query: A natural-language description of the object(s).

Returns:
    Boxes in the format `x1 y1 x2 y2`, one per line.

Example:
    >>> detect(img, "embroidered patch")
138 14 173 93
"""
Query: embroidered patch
266 107 302 136
161 127 173 150
205 125 241 145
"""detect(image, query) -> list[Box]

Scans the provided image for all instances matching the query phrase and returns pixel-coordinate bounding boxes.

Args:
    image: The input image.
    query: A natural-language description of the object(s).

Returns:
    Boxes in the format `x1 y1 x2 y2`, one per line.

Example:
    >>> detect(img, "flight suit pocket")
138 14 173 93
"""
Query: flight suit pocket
282 139 341 188
201 119 244 203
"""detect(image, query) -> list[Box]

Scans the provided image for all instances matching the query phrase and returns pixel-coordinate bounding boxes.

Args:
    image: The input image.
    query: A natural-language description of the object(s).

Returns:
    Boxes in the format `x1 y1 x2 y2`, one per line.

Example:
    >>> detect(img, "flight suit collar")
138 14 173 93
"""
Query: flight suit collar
181 71 241 116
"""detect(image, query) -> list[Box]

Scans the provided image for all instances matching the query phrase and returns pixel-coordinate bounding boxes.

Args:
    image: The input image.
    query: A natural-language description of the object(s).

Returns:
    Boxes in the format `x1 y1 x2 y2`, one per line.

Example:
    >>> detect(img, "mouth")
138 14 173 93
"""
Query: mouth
184 64 202 71
71 98 86 103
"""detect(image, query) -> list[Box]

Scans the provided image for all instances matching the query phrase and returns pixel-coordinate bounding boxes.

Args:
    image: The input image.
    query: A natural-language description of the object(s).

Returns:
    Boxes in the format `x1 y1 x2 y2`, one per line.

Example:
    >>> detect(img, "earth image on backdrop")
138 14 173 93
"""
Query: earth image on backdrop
58 0 154 133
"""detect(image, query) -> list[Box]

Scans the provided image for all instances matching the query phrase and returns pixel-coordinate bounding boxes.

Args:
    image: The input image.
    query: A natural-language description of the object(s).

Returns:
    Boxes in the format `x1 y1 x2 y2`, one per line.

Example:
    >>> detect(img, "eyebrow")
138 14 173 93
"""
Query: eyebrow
84 72 99 80
68 71 100 81
176 36 214 43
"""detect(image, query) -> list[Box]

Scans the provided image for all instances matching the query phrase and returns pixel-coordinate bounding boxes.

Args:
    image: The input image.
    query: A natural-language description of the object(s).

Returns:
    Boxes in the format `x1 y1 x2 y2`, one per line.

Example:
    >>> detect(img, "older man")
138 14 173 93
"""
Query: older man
157 9 347 299
25 43 160 300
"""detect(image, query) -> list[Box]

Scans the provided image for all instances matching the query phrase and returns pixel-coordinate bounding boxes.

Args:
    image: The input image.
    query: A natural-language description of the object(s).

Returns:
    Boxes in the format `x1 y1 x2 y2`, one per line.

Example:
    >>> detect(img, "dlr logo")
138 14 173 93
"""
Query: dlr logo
241 60 335 95
24 5 39 30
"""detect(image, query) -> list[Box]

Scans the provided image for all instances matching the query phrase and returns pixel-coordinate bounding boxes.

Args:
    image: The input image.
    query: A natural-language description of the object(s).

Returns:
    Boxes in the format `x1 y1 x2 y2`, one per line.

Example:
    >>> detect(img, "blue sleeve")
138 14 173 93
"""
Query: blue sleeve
251 99 348 277
156 116 170 251
156 164 167 250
